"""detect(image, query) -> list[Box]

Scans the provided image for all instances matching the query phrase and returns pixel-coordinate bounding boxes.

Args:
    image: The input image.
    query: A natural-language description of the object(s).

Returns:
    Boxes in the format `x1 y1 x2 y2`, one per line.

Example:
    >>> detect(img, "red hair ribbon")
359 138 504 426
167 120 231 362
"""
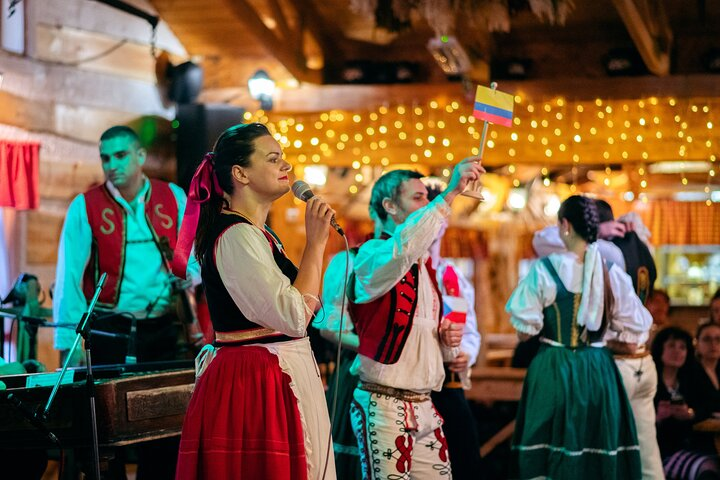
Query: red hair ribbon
171 153 223 278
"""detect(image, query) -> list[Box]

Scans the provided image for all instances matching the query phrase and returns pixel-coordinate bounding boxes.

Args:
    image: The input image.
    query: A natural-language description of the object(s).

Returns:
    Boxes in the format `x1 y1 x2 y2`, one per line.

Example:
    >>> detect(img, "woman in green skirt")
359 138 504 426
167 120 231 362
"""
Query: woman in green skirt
506 195 643 480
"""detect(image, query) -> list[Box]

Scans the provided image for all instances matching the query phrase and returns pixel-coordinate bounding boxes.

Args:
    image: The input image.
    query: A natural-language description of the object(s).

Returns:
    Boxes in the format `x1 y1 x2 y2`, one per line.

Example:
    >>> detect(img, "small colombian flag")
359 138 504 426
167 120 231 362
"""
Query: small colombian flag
473 85 514 127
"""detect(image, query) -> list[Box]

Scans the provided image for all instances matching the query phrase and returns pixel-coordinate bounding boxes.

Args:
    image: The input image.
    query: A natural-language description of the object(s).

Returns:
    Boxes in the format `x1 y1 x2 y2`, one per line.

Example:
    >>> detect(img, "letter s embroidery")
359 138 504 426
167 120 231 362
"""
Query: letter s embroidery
154 204 174 230
100 208 116 235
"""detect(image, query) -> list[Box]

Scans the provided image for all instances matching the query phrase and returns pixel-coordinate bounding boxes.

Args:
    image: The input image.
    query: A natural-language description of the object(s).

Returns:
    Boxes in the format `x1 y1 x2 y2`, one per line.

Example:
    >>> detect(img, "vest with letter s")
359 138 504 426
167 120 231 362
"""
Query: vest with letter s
82 180 178 307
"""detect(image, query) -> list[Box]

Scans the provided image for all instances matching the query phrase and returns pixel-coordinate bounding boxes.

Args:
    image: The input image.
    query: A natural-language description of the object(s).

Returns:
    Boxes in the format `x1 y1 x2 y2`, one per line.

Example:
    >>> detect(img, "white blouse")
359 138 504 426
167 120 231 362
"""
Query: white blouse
216 223 311 337
506 251 652 345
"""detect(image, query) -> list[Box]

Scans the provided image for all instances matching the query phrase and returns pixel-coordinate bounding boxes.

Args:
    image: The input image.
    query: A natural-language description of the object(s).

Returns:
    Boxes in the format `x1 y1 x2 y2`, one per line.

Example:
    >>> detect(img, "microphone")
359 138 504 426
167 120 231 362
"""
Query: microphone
292 180 345 236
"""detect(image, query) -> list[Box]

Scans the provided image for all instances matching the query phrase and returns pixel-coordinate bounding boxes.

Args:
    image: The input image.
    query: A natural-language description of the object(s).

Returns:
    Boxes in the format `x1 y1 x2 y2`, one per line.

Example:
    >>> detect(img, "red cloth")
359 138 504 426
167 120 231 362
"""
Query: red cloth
0 140 40 210
176 346 307 480
172 154 222 279
441 264 467 324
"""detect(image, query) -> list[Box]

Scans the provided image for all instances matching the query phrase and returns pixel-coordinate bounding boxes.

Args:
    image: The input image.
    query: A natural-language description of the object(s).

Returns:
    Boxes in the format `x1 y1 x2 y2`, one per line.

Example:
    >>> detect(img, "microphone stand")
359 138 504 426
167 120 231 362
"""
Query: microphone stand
40 272 108 480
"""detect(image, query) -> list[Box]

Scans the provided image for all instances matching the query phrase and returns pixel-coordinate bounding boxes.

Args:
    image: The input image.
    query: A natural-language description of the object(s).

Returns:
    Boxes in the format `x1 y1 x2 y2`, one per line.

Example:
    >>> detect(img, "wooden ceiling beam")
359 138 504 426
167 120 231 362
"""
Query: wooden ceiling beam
224 0 322 83
267 0 292 43
612 0 673 76
292 0 343 68
268 75 720 112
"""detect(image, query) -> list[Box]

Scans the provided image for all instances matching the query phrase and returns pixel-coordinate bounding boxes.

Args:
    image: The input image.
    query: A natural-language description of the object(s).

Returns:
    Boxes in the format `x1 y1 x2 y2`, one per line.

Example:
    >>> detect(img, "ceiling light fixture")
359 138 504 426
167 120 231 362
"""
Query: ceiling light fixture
248 69 275 111
427 35 471 76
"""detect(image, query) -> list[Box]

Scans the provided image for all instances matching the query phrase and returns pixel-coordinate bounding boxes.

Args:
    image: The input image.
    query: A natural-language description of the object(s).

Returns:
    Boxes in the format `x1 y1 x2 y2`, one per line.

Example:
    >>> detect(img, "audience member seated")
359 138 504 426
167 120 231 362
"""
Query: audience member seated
708 289 720 325
647 289 671 328
652 327 720 479
693 323 720 427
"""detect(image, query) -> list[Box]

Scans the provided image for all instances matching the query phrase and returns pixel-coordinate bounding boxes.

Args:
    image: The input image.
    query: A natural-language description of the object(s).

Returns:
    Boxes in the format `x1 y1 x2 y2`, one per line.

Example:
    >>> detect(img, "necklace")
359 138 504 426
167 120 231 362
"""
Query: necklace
664 378 680 397
223 208 266 230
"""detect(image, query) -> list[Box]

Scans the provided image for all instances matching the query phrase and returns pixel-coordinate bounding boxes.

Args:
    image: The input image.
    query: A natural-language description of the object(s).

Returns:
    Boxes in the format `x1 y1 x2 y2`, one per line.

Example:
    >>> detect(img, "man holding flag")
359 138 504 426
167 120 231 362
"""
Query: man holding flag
348 158 484 479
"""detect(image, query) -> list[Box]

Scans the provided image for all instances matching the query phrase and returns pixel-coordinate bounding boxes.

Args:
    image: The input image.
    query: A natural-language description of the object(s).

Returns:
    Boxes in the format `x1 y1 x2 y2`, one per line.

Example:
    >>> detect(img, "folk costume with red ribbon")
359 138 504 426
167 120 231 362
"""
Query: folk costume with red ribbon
173 156 335 480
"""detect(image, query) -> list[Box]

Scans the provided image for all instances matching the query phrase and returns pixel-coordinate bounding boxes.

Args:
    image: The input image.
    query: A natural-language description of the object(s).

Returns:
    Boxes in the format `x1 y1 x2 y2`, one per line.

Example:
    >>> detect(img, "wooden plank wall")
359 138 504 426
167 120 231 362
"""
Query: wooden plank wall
0 0 187 369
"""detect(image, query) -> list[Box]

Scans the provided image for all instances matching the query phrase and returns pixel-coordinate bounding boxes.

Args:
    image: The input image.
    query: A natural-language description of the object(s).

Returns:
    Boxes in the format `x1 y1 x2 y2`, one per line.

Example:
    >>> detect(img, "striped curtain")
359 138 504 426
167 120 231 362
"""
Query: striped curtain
640 200 720 245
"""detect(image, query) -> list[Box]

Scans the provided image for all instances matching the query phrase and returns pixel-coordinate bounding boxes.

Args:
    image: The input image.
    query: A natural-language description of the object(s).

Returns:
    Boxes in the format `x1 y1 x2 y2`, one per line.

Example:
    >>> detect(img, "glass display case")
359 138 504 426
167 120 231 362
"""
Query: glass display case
656 245 720 306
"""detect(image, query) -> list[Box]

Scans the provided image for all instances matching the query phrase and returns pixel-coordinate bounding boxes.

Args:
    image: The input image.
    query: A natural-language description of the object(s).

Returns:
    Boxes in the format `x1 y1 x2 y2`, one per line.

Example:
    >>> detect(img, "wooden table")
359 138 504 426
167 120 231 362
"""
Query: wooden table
467 366 526 403
693 417 720 452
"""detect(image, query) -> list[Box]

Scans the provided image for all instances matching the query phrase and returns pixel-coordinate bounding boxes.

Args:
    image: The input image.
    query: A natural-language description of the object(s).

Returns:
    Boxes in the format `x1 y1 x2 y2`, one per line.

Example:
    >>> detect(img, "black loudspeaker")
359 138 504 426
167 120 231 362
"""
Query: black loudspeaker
167 61 203 104
340 61 420 84
175 104 245 191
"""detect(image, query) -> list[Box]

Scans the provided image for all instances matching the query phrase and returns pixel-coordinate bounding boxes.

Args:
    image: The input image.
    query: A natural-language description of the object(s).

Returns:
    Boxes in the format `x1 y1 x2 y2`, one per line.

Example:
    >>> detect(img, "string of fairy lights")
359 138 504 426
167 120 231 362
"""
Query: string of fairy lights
243 94 719 205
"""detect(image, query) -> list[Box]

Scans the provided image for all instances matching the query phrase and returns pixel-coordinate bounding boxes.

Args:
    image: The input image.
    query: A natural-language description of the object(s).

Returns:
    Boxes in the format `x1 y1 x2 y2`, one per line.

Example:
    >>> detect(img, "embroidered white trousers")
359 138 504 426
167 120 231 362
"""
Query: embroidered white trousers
350 388 452 480
615 355 665 480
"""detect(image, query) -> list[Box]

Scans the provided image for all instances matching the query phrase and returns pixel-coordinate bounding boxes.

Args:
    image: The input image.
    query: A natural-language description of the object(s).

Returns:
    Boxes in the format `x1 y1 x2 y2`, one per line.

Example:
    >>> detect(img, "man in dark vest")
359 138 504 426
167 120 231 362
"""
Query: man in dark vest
347 157 484 479
52 125 199 479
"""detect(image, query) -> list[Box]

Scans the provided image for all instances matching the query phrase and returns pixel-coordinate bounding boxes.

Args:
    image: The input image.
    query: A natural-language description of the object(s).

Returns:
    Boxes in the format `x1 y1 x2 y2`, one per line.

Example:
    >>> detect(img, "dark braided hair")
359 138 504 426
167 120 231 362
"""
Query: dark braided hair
195 123 272 263
557 195 599 243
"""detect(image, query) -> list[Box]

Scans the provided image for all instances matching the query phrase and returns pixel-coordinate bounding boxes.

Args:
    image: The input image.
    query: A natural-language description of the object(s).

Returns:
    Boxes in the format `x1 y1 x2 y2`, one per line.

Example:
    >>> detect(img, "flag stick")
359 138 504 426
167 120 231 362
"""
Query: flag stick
477 82 497 157
461 82 498 200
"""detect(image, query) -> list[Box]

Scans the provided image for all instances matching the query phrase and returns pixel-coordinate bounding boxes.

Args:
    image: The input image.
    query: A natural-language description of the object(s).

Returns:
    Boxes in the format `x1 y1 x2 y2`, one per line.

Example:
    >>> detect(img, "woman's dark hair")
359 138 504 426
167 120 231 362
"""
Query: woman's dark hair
649 289 671 304
712 288 720 303
195 123 272 262
696 321 720 342
651 326 695 380
593 199 615 223
557 195 599 243
710 288 720 321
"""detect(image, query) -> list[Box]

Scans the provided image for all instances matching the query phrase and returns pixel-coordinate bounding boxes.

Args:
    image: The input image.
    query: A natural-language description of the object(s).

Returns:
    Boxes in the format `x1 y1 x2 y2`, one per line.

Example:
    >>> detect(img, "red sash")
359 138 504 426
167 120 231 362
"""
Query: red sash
82 180 178 307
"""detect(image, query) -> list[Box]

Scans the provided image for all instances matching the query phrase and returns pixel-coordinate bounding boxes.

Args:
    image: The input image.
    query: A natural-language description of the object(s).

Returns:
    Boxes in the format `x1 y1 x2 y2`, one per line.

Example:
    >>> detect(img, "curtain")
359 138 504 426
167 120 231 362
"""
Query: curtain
639 200 720 245
0 140 40 210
